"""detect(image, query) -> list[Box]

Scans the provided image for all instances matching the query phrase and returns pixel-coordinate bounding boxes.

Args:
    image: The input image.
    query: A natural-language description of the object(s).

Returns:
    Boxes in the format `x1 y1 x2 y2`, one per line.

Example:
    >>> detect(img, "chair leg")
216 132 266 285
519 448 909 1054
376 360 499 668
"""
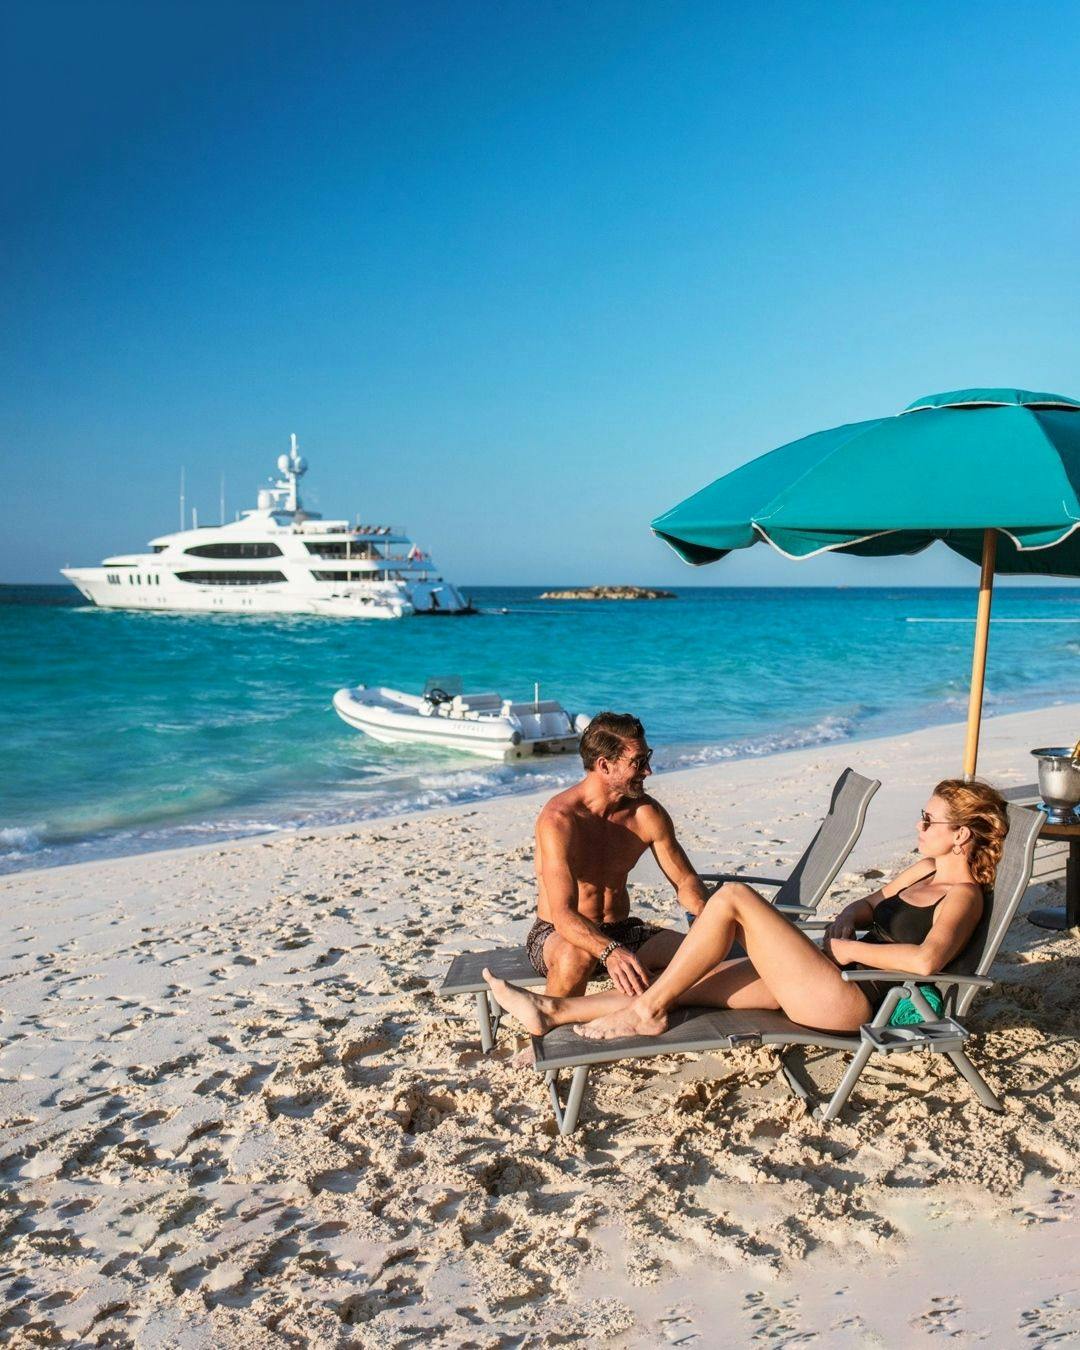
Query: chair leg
487 990 503 1044
819 1040 875 1121
474 991 495 1054
816 987 906 1121
945 1047 1004 1112
547 1065 590 1135
778 1050 819 1108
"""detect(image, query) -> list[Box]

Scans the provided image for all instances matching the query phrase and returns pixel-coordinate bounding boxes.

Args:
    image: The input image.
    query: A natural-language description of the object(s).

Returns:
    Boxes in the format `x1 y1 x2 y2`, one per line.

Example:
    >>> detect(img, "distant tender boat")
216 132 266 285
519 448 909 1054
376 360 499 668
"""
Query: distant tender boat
332 680 590 761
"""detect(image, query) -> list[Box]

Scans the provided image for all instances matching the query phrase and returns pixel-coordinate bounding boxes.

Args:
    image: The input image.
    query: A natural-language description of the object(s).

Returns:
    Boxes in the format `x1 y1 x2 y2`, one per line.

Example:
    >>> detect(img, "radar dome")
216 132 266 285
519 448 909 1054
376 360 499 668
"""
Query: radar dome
277 454 290 474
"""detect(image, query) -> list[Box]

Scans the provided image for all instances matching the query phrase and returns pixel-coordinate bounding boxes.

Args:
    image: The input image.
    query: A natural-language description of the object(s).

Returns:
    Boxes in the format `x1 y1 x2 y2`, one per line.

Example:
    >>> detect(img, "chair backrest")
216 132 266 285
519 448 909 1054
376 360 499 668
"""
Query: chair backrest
775 768 881 912
950 802 1043 1018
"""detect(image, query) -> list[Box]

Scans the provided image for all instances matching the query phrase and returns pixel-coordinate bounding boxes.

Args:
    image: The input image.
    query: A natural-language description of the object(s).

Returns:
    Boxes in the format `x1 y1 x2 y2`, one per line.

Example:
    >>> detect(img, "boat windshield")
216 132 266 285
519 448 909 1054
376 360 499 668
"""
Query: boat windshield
423 675 464 698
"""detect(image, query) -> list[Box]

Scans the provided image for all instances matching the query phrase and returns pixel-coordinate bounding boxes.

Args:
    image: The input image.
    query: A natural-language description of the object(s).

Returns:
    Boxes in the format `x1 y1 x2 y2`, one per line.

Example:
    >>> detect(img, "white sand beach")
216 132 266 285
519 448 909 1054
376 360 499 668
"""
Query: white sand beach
2 704 1079 1347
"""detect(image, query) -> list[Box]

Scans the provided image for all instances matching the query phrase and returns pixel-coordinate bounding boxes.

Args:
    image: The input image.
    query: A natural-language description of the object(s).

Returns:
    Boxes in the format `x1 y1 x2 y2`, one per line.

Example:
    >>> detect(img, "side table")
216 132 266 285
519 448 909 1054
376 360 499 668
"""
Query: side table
1027 818 1080 931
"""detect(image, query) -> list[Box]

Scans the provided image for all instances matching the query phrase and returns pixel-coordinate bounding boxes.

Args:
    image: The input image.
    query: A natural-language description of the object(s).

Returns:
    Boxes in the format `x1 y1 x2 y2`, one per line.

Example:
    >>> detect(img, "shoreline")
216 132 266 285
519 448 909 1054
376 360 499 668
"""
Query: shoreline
5 693 1078 878
2 700 1079 1343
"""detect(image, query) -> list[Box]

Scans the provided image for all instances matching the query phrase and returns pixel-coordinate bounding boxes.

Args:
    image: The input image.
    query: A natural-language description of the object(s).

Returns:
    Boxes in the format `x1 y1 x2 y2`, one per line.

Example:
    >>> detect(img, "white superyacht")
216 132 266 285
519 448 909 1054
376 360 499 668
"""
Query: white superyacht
62 437 473 619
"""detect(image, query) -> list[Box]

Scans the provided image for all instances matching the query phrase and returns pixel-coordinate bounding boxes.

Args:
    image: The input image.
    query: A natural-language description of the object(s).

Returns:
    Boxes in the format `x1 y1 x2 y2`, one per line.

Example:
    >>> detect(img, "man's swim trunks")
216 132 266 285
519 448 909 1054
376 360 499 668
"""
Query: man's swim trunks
525 916 662 978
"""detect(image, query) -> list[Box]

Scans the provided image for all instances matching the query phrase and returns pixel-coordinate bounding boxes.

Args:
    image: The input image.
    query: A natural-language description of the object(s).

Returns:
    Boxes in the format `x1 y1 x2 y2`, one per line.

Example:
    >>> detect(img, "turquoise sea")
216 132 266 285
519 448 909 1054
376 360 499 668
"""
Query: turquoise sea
3 584 1080 873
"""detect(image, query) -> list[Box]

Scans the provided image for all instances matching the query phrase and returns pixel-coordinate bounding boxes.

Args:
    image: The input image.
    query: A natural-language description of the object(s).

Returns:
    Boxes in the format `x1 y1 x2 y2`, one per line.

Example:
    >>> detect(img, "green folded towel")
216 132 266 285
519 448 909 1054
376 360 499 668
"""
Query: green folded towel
888 984 944 1026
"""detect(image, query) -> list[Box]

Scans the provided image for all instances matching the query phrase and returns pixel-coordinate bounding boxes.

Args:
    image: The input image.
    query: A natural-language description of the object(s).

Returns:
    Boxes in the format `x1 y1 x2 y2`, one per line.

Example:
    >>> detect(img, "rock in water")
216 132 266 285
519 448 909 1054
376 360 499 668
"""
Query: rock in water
538 585 676 601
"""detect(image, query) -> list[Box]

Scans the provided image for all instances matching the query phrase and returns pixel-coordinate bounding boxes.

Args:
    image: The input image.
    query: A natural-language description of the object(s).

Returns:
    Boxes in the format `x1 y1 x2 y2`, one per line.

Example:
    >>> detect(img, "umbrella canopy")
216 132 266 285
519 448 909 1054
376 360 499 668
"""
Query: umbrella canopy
651 389 1080 776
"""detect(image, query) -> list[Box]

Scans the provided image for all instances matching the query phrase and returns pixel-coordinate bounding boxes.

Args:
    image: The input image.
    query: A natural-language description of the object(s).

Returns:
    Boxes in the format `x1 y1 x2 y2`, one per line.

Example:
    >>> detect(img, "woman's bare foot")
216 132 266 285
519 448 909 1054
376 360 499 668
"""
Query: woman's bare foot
575 1001 668 1041
483 970 554 1038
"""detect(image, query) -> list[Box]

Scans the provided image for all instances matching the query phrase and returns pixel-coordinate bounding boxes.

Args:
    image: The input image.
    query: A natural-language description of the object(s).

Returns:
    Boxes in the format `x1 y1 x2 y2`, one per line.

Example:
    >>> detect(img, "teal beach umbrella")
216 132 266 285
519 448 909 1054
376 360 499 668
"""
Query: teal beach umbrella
651 389 1080 777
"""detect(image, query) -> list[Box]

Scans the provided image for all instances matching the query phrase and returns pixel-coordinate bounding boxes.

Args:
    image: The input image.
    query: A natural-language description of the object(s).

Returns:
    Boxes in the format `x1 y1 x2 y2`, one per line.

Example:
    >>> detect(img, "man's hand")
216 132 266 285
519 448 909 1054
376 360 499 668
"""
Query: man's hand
604 946 651 996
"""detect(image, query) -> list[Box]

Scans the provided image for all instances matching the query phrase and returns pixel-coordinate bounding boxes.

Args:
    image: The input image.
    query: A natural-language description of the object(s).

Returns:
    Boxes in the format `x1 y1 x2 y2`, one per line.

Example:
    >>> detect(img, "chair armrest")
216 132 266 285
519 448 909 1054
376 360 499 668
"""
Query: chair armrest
799 919 871 931
699 873 786 889
841 969 994 989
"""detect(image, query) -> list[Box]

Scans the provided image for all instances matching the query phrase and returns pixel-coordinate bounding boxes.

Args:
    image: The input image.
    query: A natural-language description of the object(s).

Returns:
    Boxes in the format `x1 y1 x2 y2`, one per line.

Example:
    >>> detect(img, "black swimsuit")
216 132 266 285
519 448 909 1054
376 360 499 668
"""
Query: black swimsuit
853 874 956 1011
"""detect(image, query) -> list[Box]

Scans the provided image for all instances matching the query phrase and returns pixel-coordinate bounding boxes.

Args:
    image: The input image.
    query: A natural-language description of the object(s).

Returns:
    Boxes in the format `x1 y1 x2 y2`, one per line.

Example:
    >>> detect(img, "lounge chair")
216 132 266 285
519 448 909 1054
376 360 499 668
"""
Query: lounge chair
439 767 880 1053
527 803 1043 1135
695 766 880 929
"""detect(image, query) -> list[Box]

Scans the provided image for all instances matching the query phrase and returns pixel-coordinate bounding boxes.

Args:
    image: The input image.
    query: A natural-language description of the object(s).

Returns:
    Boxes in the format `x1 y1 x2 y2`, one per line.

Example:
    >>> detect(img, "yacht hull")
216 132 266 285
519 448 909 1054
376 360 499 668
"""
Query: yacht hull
63 569 451 619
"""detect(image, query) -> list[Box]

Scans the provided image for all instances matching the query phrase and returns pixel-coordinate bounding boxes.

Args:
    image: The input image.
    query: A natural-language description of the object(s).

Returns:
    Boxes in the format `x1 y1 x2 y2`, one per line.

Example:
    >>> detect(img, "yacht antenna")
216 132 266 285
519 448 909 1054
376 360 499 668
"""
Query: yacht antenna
219 473 225 525
179 467 185 531
193 507 198 529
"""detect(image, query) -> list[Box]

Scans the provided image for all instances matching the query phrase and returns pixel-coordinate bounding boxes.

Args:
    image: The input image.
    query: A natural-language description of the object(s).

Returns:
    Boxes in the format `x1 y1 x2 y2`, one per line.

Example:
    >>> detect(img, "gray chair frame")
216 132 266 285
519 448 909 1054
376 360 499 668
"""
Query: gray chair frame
531 803 1043 1135
699 767 881 918
440 767 881 1052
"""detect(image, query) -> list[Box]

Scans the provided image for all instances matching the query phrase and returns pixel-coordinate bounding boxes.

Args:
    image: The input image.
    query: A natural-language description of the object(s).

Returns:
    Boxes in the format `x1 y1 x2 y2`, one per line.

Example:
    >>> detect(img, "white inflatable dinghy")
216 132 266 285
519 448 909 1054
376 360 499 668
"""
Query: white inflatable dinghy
332 679 591 761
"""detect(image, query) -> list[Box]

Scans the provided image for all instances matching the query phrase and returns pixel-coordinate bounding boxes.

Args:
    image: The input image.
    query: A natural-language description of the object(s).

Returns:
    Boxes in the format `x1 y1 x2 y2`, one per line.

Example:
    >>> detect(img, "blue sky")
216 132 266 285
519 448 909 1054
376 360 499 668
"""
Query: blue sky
5 1 1080 586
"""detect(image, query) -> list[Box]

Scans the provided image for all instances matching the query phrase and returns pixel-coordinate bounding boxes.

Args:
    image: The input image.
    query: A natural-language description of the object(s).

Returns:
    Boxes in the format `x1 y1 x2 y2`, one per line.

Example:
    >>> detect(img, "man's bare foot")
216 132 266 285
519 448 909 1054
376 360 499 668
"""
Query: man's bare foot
574 1001 668 1041
483 970 554 1038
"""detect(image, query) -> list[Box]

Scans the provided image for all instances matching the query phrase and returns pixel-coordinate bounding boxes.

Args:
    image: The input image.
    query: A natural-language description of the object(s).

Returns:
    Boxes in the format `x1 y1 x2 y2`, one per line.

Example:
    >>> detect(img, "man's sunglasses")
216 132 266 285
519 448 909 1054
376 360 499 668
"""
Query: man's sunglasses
623 750 654 772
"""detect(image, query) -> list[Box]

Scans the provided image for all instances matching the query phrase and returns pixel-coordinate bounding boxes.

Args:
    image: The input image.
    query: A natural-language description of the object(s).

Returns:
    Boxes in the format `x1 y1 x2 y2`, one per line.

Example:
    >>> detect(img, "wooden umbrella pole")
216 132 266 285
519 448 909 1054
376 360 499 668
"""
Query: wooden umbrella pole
963 529 998 781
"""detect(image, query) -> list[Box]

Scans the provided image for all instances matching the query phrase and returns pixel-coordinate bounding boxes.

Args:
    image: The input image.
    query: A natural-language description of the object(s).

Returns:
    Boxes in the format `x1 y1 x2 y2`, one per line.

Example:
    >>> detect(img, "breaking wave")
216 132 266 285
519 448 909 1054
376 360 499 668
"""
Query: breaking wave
665 714 855 768
0 825 45 860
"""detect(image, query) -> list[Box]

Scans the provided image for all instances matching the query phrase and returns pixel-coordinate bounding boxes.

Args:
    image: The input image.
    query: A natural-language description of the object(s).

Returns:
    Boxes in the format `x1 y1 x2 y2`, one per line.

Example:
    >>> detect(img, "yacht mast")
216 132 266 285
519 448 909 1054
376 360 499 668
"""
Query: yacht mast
275 434 307 513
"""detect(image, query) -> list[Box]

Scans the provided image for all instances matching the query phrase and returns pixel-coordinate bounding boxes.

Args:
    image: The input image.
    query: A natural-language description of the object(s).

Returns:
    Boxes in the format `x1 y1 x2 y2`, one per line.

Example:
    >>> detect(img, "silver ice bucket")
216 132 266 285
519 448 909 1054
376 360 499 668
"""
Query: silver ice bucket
1031 747 1080 824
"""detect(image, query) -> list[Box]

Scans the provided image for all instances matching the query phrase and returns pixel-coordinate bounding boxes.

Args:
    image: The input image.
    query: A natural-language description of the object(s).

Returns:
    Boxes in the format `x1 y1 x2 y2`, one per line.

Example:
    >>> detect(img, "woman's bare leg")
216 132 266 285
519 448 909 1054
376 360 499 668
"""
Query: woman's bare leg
483 897 762 1036
484 954 772 1039
482 969 632 1036
577 883 871 1040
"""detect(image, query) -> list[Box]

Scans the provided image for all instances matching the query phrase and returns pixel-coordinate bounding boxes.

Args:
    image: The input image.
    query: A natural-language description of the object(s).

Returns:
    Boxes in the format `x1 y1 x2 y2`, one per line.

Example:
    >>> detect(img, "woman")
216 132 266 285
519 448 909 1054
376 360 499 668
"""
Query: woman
485 779 1008 1042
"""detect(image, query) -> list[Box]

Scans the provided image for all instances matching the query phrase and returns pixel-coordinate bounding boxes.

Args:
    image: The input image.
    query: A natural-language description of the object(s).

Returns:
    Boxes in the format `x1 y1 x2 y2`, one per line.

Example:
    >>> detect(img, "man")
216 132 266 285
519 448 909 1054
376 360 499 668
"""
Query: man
526 711 709 997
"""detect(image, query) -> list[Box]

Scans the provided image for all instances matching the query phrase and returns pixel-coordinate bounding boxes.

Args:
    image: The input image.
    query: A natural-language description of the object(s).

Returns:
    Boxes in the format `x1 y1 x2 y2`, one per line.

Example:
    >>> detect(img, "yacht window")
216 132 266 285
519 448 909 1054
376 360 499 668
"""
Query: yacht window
176 570 287 585
183 542 284 559
311 569 387 582
303 541 376 560
151 545 166 553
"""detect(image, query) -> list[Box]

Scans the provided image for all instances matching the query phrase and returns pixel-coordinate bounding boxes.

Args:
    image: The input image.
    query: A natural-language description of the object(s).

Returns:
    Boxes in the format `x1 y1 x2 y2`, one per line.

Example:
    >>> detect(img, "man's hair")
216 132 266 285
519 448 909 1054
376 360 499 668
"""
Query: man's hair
579 711 645 771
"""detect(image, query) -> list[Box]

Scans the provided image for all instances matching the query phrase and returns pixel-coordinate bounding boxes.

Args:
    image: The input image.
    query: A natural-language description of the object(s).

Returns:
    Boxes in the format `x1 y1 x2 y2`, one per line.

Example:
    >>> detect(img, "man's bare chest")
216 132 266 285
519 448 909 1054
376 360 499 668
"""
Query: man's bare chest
566 816 649 880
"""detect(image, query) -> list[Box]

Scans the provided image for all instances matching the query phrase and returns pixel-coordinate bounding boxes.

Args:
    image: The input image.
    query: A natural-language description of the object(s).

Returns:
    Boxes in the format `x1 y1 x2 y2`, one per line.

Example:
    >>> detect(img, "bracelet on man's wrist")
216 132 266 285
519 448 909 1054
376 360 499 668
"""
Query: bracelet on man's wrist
598 940 623 966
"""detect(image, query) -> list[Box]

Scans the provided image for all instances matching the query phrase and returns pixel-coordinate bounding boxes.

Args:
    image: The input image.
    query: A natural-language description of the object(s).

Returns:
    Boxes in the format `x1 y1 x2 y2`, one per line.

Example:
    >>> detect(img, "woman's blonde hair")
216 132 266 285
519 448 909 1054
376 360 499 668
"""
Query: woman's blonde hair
932 779 1009 887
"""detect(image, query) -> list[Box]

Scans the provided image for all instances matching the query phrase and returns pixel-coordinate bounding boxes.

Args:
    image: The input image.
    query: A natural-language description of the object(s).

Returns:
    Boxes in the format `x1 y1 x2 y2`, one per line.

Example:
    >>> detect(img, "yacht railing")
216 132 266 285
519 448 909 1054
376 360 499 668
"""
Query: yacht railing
304 549 425 563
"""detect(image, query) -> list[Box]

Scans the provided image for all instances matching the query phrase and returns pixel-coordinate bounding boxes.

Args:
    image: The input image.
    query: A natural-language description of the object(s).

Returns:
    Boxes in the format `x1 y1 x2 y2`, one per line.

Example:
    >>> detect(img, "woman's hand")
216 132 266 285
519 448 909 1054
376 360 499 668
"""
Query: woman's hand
823 935 858 966
826 908 857 942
